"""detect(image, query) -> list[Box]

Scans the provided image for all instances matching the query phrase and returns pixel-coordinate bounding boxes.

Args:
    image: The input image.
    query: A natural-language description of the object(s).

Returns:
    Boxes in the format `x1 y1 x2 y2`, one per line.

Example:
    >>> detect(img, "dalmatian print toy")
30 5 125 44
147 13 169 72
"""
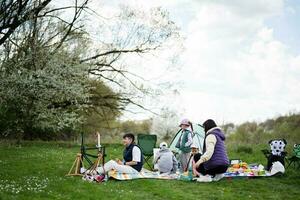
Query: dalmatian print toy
266 139 287 171
269 139 287 156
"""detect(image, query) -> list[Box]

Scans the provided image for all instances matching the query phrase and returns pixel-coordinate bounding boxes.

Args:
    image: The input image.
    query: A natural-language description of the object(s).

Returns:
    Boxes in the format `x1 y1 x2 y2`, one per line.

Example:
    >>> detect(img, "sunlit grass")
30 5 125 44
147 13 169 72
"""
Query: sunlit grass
0 141 299 200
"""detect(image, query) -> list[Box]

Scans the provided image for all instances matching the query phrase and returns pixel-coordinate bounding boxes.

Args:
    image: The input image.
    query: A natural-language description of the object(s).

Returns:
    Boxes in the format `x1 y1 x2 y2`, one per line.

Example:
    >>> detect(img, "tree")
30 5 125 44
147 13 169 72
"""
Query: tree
120 119 152 135
151 107 180 142
0 32 90 139
81 80 122 134
80 5 181 113
0 1 181 140
0 0 88 46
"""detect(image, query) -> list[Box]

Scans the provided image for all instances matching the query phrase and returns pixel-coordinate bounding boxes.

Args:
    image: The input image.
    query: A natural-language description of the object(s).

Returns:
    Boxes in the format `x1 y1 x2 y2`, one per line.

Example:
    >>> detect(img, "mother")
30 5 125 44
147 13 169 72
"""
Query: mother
194 119 229 180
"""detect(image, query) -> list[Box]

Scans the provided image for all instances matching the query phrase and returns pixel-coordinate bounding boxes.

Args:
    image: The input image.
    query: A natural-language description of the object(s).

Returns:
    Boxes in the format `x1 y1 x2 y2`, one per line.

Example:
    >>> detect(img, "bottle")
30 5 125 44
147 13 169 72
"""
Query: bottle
188 165 193 180
177 162 181 173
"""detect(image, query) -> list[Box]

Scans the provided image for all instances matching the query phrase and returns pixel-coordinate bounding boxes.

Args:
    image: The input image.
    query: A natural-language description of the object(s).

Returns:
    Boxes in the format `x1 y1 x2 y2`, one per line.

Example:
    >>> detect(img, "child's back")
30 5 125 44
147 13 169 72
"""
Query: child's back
155 142 178 174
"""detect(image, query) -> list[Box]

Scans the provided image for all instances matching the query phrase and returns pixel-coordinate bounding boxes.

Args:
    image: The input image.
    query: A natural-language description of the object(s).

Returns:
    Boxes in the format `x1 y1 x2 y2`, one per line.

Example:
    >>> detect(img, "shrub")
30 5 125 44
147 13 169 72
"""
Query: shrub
236 146 253 154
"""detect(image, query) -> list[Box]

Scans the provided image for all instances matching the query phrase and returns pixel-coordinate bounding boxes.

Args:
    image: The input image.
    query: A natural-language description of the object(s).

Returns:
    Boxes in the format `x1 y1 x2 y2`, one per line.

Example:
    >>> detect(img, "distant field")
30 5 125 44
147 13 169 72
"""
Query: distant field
0 141 299 200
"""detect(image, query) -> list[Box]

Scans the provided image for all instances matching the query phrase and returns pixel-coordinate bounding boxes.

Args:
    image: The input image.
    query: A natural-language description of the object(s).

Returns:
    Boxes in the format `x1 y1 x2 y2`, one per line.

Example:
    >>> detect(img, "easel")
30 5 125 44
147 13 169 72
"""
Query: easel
66 153 85 176
85 151 105 175
66 132 106 176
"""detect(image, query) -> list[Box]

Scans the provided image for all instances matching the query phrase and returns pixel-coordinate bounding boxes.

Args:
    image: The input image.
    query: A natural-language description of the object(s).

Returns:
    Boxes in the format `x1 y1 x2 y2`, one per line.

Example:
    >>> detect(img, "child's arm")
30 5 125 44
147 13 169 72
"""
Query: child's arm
153 152 160 164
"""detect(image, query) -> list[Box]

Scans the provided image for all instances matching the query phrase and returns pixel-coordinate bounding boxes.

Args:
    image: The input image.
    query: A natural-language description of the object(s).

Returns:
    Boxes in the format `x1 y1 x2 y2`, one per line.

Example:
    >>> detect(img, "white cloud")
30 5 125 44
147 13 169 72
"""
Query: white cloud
179 0 300 123
93 0 300 124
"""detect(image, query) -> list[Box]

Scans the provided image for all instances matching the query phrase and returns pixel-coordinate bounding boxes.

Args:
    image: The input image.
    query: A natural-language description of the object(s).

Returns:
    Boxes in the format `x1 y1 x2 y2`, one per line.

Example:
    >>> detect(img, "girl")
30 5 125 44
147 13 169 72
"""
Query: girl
175 119 193 172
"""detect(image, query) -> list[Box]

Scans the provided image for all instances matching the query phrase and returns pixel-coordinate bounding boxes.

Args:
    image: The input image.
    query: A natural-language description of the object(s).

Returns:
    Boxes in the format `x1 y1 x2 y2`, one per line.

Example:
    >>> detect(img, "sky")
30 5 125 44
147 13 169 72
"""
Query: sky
89 0 300 125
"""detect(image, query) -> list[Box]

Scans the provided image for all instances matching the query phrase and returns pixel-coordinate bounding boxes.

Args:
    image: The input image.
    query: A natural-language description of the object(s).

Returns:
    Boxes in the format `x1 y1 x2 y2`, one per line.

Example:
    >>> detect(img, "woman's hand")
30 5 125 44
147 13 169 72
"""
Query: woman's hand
116 159 123 165
195 160 201 168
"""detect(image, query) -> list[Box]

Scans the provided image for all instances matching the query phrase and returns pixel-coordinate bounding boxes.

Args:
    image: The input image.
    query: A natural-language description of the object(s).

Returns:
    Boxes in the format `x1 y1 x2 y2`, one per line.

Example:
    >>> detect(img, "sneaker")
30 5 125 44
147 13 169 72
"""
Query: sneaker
212 173 224 181
195 175 212 182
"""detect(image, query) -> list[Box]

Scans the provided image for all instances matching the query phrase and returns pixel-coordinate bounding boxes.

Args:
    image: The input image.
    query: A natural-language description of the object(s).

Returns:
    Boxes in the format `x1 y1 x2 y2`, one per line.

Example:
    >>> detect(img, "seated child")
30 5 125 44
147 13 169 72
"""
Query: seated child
154 142 178 174
188 144 201 175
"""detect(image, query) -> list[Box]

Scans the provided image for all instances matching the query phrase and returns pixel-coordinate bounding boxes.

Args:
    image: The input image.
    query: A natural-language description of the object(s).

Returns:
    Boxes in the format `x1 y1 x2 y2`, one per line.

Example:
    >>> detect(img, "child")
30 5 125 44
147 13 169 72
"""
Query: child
175 119 193 172
154 142 178 174
188 144 200 175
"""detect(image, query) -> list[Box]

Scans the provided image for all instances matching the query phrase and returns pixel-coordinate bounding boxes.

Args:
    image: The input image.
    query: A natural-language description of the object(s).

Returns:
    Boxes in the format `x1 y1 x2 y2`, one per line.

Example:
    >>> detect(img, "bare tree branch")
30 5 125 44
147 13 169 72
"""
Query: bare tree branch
0 0 52 45
79 46 160 63
53 0 89 51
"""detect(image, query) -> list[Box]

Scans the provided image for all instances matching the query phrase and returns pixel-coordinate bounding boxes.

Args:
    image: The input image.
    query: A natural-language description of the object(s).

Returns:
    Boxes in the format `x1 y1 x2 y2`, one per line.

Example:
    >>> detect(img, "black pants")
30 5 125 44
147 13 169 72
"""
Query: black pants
193 153 228 176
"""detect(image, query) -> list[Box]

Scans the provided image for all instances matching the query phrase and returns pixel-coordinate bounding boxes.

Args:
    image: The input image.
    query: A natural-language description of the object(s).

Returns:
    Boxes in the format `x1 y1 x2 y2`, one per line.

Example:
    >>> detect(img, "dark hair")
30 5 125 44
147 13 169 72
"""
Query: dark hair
202 119 217 133
188 121 194 132
123 133 135 142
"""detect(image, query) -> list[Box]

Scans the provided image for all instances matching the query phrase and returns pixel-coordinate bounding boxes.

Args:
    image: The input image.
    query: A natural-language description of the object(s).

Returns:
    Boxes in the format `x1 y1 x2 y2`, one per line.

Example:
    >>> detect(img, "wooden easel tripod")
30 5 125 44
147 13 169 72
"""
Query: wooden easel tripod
66 153 85 176
85 151 104 175
66 133 106 176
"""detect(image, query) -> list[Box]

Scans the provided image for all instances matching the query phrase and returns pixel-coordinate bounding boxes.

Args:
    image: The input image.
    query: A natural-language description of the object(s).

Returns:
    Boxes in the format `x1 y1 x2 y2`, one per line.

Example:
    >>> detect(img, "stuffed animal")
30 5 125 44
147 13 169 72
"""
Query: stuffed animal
269 139 287 156
294 144 300 157
267 139 287 171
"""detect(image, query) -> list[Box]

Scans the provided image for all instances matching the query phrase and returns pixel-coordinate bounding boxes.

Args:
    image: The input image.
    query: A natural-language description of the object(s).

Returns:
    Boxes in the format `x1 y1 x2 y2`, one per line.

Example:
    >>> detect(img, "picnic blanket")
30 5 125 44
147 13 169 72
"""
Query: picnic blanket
108 169 270 181
108 161 278 181
108 169 179 180
224 171 270 178
223 161 281 178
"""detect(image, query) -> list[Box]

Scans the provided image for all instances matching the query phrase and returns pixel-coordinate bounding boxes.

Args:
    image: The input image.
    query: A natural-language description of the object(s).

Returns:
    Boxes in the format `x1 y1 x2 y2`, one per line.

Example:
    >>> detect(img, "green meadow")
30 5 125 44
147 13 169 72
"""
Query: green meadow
0 141 299 200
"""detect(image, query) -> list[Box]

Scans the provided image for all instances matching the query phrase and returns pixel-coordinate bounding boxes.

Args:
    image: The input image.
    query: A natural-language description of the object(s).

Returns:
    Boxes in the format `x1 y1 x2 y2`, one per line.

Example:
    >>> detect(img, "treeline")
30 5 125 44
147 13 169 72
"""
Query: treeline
87 119 152 143
225 113 300 146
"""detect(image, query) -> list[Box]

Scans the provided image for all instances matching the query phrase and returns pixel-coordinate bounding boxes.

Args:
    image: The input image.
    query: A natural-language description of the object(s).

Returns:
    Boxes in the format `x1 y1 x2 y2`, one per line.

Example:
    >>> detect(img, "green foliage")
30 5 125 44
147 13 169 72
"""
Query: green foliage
228 113 300 145
120 119 152 134
236 146 253 154
0 46 90 139
81 80 121 134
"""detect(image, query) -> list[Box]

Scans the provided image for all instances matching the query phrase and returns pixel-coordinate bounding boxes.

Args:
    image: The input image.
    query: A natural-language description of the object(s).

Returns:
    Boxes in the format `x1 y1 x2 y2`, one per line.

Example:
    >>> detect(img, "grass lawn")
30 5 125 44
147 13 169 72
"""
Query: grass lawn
0 141 299 200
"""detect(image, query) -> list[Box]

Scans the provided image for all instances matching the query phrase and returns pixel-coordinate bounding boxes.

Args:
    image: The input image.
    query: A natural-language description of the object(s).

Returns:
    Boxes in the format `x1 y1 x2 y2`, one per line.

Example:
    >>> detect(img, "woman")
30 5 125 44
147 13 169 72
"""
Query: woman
97 133 143 174
194 119 229 181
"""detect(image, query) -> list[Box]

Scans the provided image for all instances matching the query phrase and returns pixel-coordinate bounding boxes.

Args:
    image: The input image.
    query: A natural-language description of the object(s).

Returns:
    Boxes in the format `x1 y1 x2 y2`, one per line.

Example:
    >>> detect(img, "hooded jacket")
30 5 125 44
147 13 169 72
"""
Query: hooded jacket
154 147 178 173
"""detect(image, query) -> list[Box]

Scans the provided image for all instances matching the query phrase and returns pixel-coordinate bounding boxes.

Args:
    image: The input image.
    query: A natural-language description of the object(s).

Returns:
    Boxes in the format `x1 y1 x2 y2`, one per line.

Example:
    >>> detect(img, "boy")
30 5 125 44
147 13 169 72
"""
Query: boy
154 142 178 174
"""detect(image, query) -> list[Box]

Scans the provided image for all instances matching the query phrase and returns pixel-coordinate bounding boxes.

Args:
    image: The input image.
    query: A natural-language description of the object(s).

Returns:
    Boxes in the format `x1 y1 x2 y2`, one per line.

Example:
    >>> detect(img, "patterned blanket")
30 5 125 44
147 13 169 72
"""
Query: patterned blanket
108 165 272 181
108 169 179 180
